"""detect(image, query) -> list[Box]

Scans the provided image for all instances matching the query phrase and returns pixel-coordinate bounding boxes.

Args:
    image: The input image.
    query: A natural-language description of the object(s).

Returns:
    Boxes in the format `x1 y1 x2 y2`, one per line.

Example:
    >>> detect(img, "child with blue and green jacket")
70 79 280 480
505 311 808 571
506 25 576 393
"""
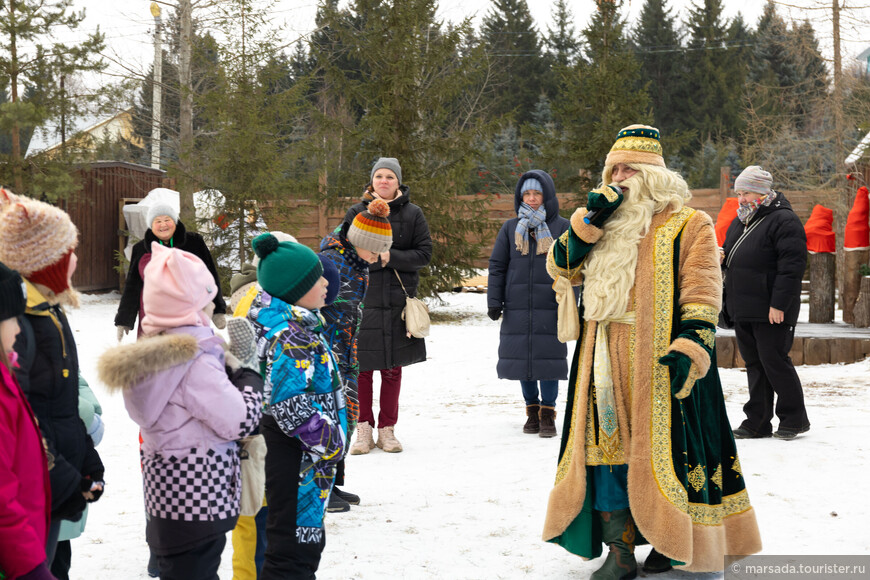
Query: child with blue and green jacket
247 233 347 579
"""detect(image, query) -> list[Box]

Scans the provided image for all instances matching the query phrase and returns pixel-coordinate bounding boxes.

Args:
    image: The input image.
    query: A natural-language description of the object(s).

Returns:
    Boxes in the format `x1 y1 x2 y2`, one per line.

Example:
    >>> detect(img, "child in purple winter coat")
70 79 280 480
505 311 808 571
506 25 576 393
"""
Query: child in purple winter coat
98 244 263 579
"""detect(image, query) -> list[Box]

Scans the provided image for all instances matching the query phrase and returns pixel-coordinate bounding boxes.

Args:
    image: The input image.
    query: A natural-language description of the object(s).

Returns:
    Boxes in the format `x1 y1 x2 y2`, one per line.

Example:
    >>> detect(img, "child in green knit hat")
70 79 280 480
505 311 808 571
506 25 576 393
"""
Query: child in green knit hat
247 233 347 577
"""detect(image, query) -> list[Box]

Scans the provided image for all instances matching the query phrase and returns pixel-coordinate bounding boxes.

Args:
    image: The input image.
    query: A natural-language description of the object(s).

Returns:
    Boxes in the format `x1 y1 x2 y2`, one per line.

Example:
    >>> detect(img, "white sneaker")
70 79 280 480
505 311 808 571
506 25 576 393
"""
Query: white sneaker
349 422 376 455
376 426 403 453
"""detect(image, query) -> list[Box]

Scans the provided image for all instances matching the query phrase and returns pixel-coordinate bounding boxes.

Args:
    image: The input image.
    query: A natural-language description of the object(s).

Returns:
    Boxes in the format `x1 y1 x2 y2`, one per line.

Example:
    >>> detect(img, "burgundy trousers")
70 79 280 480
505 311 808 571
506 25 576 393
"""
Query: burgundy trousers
357 366 402 428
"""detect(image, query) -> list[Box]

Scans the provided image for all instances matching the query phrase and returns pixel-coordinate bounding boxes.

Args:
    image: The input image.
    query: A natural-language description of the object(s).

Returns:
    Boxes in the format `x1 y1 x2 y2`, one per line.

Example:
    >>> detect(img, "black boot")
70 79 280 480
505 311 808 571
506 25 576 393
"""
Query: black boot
591 509 637 580
523 404 540 434
333 486 360 505
643 548 673 574
327 490 350 513
539 406 558 438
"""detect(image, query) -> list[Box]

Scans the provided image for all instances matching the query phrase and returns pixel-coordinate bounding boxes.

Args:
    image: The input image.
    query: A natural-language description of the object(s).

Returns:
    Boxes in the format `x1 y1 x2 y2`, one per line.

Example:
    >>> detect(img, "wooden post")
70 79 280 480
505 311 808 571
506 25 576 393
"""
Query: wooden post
852 276 870 327
808 252 836 323
719 166 730 207
843 249 869 323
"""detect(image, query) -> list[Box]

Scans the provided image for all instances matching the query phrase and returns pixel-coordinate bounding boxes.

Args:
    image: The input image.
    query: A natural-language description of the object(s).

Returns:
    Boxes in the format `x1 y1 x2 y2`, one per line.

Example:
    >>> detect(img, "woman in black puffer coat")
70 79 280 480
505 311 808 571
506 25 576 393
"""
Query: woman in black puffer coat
487 170 570 438
343 158 432 455
722 166 809 441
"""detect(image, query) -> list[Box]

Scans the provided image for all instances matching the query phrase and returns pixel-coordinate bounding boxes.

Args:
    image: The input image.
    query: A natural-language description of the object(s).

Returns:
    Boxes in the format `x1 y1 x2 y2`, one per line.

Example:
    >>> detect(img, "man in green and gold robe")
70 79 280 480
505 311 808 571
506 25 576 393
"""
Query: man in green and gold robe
542 125 762 579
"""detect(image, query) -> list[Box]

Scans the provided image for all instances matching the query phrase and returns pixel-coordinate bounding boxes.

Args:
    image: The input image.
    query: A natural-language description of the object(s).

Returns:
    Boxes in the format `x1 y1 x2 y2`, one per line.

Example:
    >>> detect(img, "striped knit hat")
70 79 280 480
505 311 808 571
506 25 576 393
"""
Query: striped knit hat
0 188 79 294
605 124 666 168
734 166 773 196
347 198 393 254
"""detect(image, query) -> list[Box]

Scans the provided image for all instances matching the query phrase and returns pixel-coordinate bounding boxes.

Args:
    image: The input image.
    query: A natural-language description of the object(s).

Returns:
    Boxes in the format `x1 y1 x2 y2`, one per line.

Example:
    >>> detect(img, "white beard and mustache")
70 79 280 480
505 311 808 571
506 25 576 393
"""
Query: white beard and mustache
581 166 690 322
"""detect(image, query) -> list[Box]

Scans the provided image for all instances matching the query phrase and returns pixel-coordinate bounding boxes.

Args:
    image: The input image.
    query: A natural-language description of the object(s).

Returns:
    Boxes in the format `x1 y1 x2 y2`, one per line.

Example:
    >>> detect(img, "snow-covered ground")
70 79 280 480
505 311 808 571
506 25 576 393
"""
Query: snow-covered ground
63 290 869 579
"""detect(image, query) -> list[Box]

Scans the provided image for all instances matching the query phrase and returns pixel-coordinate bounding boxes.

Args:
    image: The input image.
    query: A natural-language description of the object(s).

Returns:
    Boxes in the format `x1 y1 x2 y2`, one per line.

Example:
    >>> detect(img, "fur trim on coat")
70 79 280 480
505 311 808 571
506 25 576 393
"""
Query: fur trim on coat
98 333 200 392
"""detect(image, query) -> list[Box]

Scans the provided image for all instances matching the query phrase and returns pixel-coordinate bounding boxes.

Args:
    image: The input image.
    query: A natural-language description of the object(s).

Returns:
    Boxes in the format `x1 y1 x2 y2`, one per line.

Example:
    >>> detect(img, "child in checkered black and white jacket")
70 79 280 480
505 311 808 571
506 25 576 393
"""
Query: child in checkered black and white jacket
98 244 263 578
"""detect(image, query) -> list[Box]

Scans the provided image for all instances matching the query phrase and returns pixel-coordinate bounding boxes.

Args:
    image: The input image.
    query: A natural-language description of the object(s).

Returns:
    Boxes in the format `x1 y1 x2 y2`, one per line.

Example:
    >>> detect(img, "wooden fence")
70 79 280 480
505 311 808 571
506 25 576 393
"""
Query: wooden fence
57 161 165 291
261 184 834 268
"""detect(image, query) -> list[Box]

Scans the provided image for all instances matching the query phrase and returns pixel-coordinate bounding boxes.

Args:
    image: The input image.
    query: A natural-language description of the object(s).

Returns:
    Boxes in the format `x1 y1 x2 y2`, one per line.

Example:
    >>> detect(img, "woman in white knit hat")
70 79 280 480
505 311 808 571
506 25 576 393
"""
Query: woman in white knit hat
114 203 227 340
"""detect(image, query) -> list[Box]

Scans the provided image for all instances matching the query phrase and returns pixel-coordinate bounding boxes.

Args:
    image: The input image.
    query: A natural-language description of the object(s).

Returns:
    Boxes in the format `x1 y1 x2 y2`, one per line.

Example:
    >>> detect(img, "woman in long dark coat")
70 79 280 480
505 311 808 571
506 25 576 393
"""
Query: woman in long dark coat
487 170 570 438
722 165 809 440
344 158 432 454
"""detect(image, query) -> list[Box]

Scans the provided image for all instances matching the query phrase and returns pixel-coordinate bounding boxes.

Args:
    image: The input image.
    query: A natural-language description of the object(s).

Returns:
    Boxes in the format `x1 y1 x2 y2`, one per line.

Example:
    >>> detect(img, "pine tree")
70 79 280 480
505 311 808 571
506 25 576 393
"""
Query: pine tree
312 0 497 294
480 0 547 121
546 0 650 191
191 0 311 277
683 0 745 145
546 0 579 68
0 0 106 198
633 0 685 139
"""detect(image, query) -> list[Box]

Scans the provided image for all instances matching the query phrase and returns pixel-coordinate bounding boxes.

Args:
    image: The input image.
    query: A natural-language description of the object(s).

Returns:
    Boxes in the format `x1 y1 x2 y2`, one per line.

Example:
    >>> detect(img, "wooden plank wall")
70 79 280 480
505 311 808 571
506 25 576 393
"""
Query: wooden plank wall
59 162 164 291
265 187 833 268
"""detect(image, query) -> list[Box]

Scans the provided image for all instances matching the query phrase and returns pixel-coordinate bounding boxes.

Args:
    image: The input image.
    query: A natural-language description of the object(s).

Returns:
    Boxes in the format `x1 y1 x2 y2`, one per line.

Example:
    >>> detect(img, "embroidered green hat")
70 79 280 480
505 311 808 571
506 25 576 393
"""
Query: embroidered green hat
252 233 323 305
605 124 665 168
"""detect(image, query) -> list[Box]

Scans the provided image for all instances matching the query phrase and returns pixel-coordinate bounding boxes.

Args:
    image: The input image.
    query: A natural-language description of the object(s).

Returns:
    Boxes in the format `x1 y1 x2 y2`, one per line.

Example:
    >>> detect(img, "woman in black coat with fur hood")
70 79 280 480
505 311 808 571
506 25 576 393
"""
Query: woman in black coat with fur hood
487 170 570 438
343 158 432 455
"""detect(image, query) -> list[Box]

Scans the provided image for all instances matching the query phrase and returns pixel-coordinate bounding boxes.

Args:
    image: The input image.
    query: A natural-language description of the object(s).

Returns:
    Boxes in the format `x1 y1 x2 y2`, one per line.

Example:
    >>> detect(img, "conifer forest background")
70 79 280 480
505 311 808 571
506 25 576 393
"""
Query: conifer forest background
2 0 869 294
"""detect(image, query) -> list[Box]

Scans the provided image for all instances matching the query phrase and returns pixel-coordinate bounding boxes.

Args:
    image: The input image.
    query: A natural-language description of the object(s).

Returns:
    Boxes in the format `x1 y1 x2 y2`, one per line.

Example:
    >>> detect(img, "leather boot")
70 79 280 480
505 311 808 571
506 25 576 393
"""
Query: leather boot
591 509 637 580
539 406 557 438
523 404 540 434
642 548 673 574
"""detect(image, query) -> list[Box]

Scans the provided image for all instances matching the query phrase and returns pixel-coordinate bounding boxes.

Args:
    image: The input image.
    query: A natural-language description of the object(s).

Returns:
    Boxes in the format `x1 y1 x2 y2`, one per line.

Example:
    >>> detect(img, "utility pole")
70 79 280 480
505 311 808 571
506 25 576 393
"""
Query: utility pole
150 2 163 170
178 0 194 222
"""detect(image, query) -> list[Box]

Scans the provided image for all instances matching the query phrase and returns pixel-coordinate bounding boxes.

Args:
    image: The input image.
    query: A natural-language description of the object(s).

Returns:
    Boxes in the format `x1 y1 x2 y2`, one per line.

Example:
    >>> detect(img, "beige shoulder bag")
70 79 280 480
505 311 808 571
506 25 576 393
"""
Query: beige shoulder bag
394 270 430 338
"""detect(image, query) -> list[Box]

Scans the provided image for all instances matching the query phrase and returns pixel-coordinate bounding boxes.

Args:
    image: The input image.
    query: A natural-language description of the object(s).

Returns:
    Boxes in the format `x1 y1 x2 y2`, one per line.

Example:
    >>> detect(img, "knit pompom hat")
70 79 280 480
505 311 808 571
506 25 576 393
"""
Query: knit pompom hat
0 189 79 294
0 261 27 322
141 243 218 335
252 233 322 305
347 198 393 254
605 124 665 168
734 166 773 196
146 202 179 229
370 157 402 184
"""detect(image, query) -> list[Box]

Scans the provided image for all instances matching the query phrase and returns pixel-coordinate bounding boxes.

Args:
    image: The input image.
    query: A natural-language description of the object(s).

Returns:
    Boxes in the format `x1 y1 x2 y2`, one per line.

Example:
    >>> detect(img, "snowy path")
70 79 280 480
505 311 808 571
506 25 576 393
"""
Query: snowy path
63 291 869 579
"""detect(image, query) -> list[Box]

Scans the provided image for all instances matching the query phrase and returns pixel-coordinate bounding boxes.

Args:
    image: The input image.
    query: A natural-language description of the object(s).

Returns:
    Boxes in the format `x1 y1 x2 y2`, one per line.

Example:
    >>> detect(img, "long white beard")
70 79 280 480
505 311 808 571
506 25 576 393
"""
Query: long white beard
582 178 654 322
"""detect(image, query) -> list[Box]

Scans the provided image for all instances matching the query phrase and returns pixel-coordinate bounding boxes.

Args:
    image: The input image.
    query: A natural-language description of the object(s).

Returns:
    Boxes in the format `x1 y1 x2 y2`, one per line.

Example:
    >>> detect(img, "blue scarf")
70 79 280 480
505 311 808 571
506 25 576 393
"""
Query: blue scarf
515 203 552 255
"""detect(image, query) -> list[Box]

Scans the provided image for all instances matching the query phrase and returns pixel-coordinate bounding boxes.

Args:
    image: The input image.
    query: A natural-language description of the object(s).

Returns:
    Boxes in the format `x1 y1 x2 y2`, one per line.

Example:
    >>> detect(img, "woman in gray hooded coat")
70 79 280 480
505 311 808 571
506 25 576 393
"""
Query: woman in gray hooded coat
487 170 570 437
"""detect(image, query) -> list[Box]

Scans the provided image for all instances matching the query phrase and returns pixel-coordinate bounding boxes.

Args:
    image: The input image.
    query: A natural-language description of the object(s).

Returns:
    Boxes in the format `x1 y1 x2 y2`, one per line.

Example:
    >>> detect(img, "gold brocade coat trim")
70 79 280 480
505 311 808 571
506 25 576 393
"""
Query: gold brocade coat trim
543 207 762 572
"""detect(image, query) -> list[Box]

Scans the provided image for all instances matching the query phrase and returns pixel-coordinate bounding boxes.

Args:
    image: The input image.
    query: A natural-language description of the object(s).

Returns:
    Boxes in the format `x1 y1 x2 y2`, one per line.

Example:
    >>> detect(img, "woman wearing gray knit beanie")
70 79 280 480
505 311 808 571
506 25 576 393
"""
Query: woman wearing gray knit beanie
721 165 810 441
343 158 432 455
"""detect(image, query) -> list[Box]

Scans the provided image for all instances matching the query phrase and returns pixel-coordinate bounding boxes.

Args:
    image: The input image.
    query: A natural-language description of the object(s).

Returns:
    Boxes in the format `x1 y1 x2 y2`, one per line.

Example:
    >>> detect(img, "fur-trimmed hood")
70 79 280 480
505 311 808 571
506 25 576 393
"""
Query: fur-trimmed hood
98 326 226 430
98 332 200 392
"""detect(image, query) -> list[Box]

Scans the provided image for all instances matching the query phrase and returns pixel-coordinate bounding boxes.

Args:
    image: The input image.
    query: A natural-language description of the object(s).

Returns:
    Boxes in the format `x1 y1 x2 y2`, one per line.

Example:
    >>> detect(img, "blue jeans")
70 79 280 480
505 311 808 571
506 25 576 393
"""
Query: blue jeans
520 380 558 408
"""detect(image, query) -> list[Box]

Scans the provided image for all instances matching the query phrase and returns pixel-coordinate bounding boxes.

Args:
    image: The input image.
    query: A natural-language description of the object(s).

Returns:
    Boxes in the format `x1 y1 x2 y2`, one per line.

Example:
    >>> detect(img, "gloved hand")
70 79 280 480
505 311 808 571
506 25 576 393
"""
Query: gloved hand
87 414 105 447
81 471 105 502
18 562 58 580
658 351 696 399
294 414 346 461
487 307 503 321
226 316 258 370
54 488 86 520
584 185 624 227
116 325 132 342
212 312 227 329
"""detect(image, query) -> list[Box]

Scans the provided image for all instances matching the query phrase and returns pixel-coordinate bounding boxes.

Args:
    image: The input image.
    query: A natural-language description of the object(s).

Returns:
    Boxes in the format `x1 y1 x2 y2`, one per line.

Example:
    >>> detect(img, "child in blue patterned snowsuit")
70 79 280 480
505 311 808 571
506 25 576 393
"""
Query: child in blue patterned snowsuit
248 233 347 579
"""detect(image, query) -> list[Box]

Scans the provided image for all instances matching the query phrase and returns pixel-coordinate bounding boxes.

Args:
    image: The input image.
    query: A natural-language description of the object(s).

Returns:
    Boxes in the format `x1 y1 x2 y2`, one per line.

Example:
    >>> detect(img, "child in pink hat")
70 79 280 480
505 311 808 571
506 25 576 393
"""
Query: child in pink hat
98 244 264 578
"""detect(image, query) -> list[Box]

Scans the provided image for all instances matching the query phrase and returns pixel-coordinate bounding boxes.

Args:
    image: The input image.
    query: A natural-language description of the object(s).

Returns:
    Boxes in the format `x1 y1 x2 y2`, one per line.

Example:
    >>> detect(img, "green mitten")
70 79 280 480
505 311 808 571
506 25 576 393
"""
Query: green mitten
658 351 696 399
584 185 624 227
